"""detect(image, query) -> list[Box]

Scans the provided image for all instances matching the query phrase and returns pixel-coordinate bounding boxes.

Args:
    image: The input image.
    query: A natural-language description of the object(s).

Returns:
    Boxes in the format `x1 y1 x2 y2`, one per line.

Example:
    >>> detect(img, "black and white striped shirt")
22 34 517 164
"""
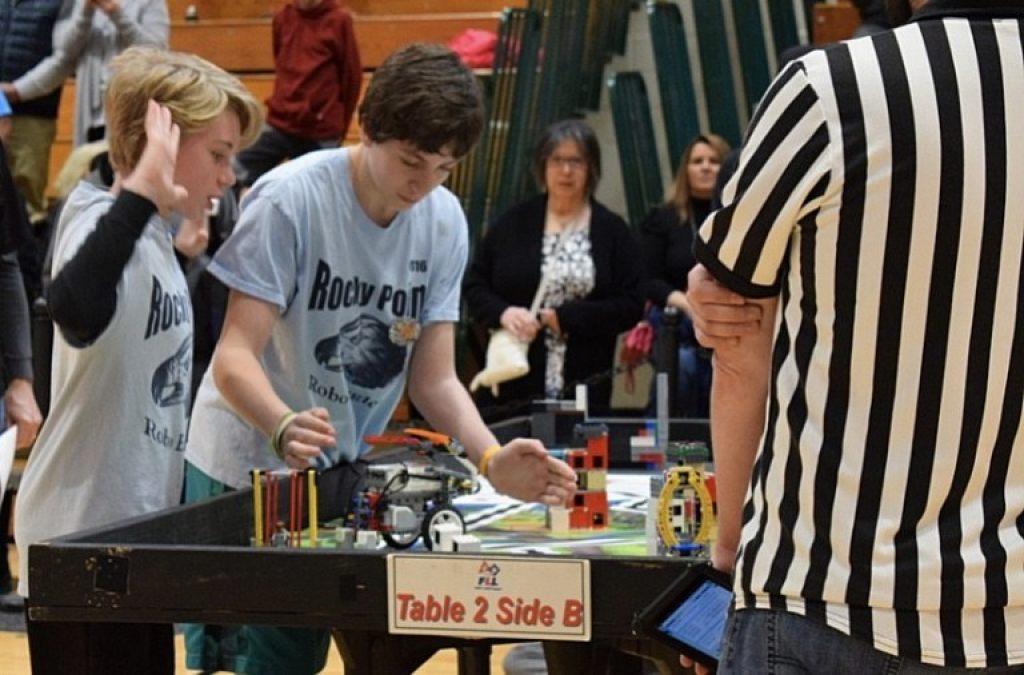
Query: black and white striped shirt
695 1 1024 667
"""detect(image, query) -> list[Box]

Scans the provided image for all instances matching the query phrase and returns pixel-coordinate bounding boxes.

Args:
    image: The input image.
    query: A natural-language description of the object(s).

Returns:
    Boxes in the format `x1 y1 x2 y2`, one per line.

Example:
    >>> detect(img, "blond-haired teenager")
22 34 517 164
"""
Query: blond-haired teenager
15 46 262 674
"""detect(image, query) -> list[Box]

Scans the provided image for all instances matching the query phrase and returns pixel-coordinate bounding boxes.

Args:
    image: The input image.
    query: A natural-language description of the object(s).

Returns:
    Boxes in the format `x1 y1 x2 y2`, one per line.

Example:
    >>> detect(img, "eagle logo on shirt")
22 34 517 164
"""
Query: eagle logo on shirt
151 337 192 408
314 315 405 388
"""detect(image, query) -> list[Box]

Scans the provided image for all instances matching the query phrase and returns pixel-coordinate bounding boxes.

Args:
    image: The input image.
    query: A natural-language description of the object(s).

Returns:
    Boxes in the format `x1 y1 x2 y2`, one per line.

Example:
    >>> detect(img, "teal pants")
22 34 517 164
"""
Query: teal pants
182 462 331 675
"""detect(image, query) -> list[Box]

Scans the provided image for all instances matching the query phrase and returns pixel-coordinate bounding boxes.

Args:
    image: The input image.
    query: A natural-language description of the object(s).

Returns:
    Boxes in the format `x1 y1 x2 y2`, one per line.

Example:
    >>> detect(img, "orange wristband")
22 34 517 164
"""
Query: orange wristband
478 444 501 478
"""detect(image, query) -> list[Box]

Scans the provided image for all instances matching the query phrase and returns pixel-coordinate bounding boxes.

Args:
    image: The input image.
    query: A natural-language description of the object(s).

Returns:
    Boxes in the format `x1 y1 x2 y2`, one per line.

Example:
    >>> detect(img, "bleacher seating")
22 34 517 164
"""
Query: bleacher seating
460 0 632 239
689 1 745 147
46 0 524 197
454 6 544 251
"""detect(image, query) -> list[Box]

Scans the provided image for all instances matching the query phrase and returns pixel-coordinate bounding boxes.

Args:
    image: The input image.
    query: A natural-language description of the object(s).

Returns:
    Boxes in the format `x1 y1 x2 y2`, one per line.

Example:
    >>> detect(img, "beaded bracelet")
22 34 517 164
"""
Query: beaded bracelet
477 444 501 478
270 411 299 458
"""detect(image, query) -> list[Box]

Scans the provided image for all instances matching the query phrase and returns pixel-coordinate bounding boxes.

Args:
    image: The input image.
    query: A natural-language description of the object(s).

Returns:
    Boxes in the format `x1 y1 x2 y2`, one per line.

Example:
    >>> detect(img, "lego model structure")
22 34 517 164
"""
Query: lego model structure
251 467 320 548
649 442 716 557
546 422 610 532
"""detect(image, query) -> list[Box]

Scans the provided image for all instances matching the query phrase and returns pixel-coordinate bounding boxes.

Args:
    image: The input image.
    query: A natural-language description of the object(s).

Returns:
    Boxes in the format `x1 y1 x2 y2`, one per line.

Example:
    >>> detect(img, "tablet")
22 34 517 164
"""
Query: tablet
632 562 733 667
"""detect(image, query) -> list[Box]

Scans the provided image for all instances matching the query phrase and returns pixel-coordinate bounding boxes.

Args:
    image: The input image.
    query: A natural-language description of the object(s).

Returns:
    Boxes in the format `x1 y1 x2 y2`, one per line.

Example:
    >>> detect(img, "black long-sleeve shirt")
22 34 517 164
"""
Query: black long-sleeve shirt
47 190 157 344
637 198 711 308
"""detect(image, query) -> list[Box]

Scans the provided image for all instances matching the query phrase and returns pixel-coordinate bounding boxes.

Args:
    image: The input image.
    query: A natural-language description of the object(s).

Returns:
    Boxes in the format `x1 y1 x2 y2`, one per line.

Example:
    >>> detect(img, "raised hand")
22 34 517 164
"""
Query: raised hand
120 99 189 218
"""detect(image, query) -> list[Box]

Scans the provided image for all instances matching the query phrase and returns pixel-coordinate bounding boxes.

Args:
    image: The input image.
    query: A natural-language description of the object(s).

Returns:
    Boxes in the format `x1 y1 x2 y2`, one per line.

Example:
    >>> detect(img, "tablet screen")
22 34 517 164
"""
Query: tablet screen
655 577 732 660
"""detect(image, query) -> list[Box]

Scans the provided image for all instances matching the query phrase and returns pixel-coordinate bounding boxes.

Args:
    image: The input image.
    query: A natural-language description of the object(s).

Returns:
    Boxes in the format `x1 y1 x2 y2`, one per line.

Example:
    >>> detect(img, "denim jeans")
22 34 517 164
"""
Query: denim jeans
720 609 1024 674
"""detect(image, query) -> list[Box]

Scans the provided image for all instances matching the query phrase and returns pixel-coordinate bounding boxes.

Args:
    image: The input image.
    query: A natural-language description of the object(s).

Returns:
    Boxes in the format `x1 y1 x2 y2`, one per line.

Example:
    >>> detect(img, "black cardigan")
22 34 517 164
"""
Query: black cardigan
463 194 644 419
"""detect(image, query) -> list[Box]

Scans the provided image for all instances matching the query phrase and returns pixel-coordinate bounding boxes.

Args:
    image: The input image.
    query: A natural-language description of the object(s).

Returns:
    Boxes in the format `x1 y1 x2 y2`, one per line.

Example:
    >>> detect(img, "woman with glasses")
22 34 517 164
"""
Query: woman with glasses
638 133 731 418
464 117 644 421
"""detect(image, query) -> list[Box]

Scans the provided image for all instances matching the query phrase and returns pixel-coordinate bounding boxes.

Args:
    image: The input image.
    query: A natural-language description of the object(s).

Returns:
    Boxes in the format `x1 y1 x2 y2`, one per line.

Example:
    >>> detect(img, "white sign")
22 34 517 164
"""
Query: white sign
387 553 591 641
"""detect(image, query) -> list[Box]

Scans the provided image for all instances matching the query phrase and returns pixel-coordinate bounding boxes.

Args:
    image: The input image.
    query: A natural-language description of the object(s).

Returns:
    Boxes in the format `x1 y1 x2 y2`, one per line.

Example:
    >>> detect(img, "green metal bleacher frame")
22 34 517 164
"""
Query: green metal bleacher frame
647 1 701 174
456 0 631 248
689 0 744 146
647 0 809 158
607 71 663 228
731 0 776 116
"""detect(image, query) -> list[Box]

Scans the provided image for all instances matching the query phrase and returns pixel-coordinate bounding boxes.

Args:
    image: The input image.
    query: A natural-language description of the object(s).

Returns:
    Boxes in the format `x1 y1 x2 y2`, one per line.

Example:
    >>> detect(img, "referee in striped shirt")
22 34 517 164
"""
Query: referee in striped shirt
686 0 1024 672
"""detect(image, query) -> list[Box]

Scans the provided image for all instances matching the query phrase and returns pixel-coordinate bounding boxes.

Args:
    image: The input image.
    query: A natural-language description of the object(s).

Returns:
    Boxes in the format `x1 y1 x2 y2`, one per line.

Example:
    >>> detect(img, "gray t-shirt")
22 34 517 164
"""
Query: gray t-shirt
185 148 467 488
15 182 190 595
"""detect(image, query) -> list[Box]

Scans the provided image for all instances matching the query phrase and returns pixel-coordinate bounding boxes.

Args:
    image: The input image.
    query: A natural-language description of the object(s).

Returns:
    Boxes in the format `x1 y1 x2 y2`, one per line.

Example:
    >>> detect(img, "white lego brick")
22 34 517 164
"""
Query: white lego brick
452 534 482 552
432 522 464 552
334 526 355 550
646 497 660 555
355 530 379 550
547 507 572 534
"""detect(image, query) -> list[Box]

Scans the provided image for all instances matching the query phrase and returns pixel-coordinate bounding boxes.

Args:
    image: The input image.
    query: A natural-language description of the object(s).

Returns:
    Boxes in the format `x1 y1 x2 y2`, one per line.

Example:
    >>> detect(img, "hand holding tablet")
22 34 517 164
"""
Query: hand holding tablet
633 562 733 669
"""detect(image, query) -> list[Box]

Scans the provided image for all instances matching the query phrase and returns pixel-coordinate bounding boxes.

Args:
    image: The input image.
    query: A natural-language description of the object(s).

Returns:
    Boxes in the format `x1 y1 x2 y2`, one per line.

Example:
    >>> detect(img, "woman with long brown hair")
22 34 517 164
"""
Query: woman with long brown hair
638 133 731 418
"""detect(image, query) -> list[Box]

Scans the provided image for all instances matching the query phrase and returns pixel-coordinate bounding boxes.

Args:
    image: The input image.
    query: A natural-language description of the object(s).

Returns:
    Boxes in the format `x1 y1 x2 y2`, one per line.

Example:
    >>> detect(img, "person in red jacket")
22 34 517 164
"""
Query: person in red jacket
233 0 362 193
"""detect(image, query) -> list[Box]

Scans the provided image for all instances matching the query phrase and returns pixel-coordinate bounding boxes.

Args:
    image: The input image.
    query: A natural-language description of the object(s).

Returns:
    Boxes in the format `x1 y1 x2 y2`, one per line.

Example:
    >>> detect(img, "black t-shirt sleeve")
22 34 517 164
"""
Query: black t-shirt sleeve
47 190 158 344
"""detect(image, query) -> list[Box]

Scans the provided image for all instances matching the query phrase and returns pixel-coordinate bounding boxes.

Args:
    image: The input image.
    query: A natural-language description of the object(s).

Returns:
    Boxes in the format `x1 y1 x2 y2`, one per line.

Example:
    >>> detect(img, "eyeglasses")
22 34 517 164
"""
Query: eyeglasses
547 156 586 172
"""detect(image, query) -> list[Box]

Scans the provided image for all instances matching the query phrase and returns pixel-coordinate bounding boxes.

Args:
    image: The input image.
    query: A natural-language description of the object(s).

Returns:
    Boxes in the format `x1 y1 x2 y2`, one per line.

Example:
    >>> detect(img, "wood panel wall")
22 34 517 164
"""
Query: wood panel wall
165 0 524 22
167 11 505 72
811 1 860 44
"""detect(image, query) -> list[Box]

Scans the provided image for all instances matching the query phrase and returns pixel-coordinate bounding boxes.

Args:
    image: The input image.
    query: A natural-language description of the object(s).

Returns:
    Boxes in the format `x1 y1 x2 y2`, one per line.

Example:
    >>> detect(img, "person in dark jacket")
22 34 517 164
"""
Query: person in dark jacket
637 133 731 418
232 0 362 192
0 137 42 604
0 0 73 224
463 118 645 421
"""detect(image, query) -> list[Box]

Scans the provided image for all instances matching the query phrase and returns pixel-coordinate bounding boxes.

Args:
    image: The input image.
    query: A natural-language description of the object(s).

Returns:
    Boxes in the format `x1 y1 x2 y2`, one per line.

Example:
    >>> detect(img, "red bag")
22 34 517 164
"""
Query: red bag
619 319 654 394
447 29 498 68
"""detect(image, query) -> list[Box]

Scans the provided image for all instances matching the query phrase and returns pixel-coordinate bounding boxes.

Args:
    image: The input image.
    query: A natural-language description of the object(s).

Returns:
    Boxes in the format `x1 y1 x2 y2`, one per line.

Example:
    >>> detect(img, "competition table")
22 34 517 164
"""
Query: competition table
27 473 697 674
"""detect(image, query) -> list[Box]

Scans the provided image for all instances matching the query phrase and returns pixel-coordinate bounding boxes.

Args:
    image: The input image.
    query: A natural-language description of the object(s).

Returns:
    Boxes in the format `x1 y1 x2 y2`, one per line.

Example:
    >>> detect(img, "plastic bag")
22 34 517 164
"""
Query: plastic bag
469 328 530 397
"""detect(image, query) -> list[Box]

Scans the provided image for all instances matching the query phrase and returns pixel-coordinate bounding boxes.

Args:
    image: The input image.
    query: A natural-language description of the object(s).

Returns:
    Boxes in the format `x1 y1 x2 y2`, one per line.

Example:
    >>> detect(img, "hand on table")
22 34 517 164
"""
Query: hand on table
485 438 577 506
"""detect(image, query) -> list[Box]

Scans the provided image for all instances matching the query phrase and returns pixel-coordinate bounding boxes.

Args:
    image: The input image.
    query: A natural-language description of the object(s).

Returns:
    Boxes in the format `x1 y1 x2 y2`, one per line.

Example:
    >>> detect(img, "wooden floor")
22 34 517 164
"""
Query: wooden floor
0 631 515 674
0 545 514 674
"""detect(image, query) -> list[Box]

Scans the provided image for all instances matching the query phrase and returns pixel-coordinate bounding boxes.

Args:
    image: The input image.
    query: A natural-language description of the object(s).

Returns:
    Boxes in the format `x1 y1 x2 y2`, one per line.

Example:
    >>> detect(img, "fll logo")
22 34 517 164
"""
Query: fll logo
475 561 501 590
